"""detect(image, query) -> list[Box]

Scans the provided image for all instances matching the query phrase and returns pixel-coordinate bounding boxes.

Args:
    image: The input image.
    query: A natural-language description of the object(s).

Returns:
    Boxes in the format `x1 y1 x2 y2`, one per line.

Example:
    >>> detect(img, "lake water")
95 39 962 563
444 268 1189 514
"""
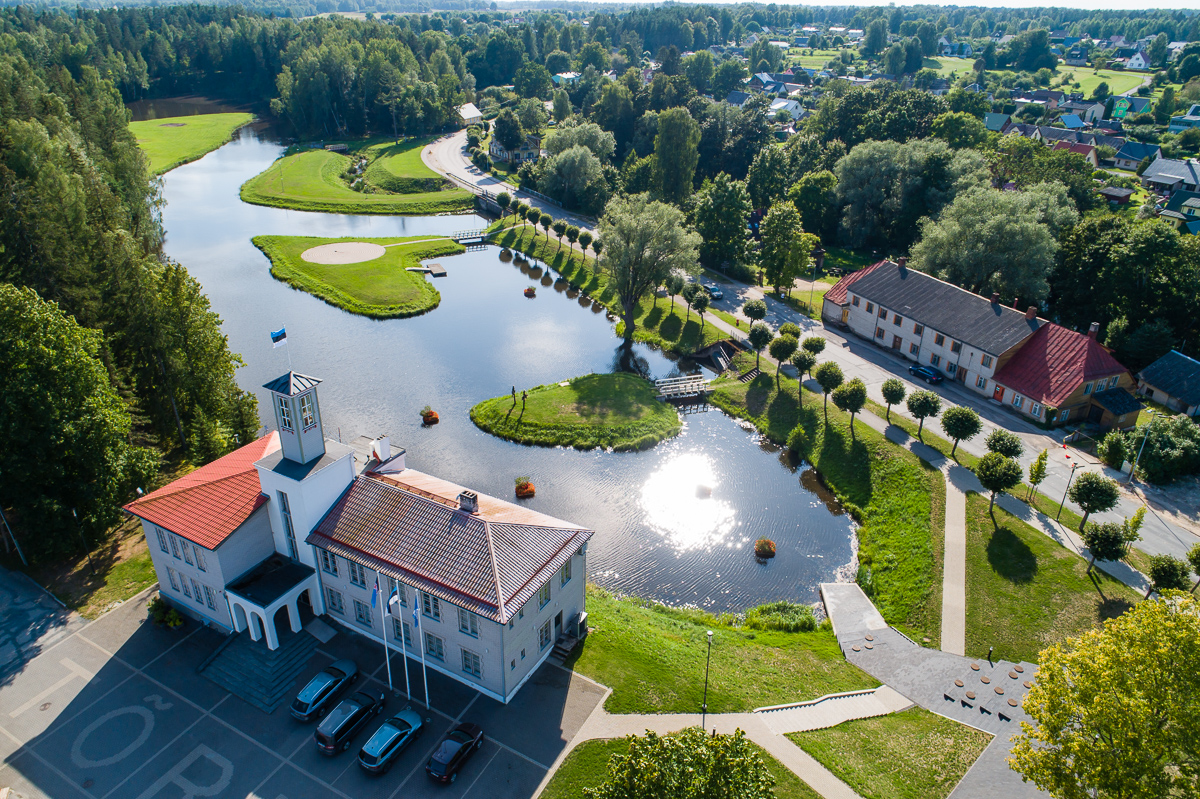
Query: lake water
159 127 857 612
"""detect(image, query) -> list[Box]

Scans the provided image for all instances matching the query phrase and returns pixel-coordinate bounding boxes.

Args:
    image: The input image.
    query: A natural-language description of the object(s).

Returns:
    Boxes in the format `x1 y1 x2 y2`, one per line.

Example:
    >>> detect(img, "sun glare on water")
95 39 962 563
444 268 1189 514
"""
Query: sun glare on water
640 452 737 552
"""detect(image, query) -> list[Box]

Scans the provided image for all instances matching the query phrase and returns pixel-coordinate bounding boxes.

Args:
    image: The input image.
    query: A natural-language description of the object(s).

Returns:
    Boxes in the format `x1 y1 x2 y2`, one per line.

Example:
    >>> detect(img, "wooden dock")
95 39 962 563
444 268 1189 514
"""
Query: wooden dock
655 374 711 400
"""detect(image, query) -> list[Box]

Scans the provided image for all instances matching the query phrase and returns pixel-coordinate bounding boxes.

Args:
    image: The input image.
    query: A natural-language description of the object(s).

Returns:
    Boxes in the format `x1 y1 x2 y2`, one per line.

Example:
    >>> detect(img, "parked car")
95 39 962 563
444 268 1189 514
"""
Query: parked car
358 708 425 774
291 660 358 722
315 690 386 755
908 364 945 385
425 723 485 783
704 283 724 301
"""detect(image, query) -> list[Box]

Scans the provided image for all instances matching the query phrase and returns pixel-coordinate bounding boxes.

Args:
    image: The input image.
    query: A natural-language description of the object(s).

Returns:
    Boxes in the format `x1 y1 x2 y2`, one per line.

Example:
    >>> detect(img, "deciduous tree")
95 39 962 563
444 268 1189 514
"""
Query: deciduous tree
986 429 1024 460
1068 471 1120 530
694 174 752 271
940 406 982 456
977 452 1023 512
768 335 799 389
748 323 773 369
815 361 844 423
1027 449 1048 500
791 351 817 403
1146 554 1192 598
880 378 906 422
832 378 868 440
759 204 818 296
906 389 942 442
652 107 702 205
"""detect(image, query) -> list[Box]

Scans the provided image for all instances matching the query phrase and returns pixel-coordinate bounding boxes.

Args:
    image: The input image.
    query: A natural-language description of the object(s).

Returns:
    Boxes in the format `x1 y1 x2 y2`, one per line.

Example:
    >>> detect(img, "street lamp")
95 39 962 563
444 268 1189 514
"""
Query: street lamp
1127 410 1157 484
701 630 713 732
808 247 825 318
1057 459 1084 521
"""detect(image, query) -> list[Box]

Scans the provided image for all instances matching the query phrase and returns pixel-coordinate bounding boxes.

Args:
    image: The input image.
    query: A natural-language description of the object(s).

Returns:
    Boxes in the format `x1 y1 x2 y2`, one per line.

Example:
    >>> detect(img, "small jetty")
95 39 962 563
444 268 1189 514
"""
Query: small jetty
655 374 711 400
406 263 447 277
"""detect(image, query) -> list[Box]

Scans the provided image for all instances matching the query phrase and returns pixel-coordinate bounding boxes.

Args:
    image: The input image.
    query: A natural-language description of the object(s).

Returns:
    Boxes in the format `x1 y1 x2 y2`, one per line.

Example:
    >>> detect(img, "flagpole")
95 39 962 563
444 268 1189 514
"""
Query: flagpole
414 607 430 708
375 580 392 691
398 591 411 698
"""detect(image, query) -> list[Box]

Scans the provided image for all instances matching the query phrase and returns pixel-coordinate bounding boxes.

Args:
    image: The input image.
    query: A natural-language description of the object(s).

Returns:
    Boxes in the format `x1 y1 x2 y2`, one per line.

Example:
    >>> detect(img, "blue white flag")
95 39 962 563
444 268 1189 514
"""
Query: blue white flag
270 328 287 348
412 607 420 629
387 586 401 618
371 579 379 609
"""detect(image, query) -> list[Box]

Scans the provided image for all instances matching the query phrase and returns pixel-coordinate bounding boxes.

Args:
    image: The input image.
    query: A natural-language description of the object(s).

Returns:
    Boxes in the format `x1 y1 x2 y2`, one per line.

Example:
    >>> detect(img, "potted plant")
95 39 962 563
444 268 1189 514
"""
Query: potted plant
754 538 776 559
515 476 535 499
420 405 439 425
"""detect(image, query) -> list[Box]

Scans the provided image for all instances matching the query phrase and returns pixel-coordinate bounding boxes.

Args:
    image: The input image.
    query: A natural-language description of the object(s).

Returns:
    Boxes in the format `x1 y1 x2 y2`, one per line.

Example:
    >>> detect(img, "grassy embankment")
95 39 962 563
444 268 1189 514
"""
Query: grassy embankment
708 352 945 646
964 493 1142 664
487 224 726 355
252 235 463 318
788 707 992 799
542 737 822 799
470 373 681 451
569 586 877 714
130 112 254 174
240 136 473 215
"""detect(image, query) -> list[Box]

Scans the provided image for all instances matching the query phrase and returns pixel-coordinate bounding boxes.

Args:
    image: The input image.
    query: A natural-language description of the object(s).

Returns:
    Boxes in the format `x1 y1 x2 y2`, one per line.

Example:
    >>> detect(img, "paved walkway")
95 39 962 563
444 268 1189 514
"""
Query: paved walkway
756 686 912 734
941 465 969 656
0 567 85 689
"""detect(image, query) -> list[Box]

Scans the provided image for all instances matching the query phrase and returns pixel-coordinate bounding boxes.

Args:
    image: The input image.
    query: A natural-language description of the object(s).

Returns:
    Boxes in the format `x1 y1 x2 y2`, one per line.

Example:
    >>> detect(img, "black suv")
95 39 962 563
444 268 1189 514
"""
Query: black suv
425 723 484 783
908 364 945 385
291 659 358 722
315 690 386 755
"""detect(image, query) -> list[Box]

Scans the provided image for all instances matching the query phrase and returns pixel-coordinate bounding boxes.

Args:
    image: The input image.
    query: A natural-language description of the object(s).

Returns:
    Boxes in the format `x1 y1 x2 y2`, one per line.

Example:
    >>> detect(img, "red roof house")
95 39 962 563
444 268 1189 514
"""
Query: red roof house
821 259 893 324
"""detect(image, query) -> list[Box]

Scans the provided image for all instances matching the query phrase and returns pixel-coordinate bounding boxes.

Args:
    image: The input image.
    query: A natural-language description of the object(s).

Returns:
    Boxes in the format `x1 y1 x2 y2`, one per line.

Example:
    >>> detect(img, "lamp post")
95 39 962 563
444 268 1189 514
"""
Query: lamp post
808 247 825 318
1057 460 1084 521
1127 410 1156 484
701 630 713 732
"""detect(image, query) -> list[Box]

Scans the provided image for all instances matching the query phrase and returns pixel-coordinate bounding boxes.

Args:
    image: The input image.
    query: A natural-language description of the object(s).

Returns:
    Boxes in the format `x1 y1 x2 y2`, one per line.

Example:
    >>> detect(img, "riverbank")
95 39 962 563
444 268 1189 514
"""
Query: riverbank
130 112 255 174
470 373 682 451
252 235 463 318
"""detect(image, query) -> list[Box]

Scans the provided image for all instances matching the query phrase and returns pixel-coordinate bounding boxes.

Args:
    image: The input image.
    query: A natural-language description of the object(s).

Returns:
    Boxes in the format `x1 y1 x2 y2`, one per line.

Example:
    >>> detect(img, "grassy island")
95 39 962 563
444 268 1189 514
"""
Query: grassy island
240 136 473 215
470 373 682 452
130 112 255 174
252 235 463 318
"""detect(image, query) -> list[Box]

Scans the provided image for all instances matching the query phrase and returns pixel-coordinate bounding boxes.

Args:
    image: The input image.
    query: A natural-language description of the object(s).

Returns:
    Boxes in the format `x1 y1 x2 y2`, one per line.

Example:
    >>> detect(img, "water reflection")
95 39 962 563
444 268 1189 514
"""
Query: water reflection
641 452 737 551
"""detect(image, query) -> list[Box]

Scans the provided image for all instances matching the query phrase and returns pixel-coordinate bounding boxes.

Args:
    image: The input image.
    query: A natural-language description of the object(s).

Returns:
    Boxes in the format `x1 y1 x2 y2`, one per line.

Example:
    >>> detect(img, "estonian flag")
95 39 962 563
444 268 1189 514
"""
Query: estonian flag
371 578 379 609
270 328 288 348
387 586 402 618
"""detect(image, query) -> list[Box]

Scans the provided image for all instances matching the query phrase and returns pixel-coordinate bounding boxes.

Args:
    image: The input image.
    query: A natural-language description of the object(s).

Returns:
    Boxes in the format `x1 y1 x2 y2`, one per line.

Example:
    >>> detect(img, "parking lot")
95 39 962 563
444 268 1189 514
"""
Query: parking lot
0 585 606 799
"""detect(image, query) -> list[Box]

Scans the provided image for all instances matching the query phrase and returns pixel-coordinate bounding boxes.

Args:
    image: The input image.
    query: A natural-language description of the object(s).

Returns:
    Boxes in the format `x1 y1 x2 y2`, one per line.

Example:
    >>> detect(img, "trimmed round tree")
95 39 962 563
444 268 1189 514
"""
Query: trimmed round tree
815 361 844 424
791 350 817 403
832 377 868 440
742 299 767 330
1068 471 1120 530
985 429 1024 460
496 191 511 222
525 207 540 231
768 335 799 389
779 322 803 338
940 405 982 457
905 389 942 442
747 322 773 369
977 452 1023 513
1081 522 1128 574
801 336 827 356
578 229 593 259
1146 554 1192 598
552 218 568 249
681 282 702 322
539 212 554 241
880 378 906 422
691 291 710 331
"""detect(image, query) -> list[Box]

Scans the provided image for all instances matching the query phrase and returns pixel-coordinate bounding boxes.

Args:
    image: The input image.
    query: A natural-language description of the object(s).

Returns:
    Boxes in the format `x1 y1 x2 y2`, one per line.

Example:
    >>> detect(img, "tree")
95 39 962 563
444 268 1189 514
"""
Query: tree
880 378 906 422
977 452 1023 512
578 230 593 259
587 727 775 799
768 335 799 389
986 429 1024 460
694 174 752 271
1189 542 1200 592
759 204 816 295
802 336 826 357
539 212 554 242
515 202 530 228
597 194 700 342
565 225 580 262
513 61 552 99
862 18 888 57
990 136 1096 213
666 274 685 310
552 89 572 123
552 219 568 250
788 170 838 240
748 323 773 369
545 119 616 161
930 111 988 149
1027 449 1048 501
692 291 710 331
832 378 868 440
652 107 702 205
1009 593 1200 799
1146 554 1192 598
681 282 702 322
1081 522 1128 574
815 361 844 423
494 108 524 152
742 300 767 329
1068 472 1120 530
791 351 816 403
905 390 941 442
940 406 982 457
712 59 748 100
683 50 715 93
1003 29 1056 72
747 145 791 209
496 191 512 223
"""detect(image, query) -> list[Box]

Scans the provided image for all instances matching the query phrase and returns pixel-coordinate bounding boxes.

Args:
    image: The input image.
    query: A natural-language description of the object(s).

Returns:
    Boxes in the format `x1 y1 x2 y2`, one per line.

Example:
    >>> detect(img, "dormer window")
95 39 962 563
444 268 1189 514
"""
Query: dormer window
277 395 294 432
299 393 316 431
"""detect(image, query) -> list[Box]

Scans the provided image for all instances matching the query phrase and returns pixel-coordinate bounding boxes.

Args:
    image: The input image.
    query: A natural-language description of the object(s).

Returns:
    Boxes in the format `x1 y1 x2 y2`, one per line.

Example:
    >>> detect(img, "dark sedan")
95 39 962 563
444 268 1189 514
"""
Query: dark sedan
704 283 724 301
291 659 358 722
358 708 424 774
425 723 484 783
315 690 385 755
908 364 945 385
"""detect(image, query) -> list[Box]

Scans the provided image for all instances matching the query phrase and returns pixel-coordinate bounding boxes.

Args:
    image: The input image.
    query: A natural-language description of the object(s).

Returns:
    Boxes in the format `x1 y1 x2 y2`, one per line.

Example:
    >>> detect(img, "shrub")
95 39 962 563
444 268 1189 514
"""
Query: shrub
786 425 807 454
779 322 803 338
754 538 776 558
744 600 817 632
1098 431 1127 468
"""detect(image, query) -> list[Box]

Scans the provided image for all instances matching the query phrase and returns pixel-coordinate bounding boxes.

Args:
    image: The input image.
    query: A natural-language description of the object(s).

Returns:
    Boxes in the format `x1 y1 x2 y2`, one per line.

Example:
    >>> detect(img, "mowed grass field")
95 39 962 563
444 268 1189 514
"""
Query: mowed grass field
240 136 472 215
252 235 464 318
470 373 682 451
130 112 254 174
1070 69 1145 98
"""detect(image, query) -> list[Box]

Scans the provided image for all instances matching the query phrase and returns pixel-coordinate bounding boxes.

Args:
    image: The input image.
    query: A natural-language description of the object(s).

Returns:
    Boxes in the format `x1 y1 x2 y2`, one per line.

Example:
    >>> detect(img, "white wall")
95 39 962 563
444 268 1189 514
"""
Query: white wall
256 447 355 570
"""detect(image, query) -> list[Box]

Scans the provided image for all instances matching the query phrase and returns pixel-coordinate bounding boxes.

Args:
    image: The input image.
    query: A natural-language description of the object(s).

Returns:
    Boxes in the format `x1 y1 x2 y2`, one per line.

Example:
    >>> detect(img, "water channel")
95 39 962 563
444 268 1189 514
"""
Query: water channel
159 126 857 612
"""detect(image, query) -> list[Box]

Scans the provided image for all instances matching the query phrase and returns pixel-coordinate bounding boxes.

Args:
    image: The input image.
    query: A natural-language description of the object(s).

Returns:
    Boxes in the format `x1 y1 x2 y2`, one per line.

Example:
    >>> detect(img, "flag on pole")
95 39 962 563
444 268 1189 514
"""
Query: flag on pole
387 586 401 618
270 328 288 348
371 578 379 609
412 607 420 629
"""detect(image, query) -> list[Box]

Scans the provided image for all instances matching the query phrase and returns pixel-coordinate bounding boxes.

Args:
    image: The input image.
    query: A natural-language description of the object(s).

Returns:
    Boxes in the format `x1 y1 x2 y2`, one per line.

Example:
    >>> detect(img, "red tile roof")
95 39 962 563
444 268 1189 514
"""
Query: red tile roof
1051 141 1096 158
124 433 279 550
992 323 1129 407
823 260 892 306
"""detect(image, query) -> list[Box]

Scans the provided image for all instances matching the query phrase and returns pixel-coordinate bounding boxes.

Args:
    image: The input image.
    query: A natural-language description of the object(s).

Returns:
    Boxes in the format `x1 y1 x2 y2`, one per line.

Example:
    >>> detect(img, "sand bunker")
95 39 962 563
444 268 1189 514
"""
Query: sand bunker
300 242 386 264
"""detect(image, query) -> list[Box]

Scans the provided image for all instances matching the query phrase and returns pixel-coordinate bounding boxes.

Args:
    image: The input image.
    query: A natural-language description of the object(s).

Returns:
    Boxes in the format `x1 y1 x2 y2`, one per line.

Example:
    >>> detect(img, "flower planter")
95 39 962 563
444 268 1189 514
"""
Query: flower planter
421 411 439 425
515 482 535 499
754 538 776 559
524 287 536 298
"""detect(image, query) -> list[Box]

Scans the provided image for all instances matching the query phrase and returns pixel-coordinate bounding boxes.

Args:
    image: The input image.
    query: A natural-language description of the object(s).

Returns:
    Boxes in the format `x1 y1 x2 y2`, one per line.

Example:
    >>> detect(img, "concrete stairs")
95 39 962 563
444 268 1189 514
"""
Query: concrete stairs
199 626 319 713
755 686 914 734
549 635 579 664
738 368 761 383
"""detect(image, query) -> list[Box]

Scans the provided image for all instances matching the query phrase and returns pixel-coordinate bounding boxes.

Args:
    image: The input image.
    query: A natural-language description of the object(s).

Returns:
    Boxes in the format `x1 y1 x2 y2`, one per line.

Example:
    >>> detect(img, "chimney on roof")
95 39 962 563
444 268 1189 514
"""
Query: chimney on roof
991 292 1000 305
1087 322 1099 340
458 490 479 514
897 256 907 268
1025 306 1037 320
1013 297 1021 309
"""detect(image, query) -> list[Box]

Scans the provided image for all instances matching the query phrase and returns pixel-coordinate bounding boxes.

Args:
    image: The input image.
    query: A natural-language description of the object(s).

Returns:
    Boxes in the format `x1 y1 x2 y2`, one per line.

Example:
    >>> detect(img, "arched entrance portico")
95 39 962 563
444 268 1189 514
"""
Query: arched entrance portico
225 555 320 651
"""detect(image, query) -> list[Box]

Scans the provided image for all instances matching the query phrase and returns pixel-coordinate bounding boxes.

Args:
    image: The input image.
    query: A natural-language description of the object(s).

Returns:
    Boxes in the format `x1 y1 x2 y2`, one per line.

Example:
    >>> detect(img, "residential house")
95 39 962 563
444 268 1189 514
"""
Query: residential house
457 102 482 127
489 134 544 165
551 72 580 87
1059 114 1086 130
1169 42 1190 62
768 97 804 120
984 113 1011 133
1064 47 1090 67
125 372 594 704
847 29 864 41
1051 141 1098 167
1031 89 1065 109
1113 141 1161 171
1126 50 1151 70
1059 100 1105 123
1035 126 1125 151
725 91 752 107
1098 186 1135 204
1111 95 1152 119
937 37 973 57
1138 351 1200 416
1140 157 1200 195
1169 104 1200 133
1157 189 1200 235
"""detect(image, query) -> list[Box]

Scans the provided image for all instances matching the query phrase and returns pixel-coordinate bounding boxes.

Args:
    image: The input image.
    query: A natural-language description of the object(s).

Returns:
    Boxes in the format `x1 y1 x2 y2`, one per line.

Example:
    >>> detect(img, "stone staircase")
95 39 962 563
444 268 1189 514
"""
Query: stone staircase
754 686 913 734
549 634 580 664
199 626 320 713
738 367 761 383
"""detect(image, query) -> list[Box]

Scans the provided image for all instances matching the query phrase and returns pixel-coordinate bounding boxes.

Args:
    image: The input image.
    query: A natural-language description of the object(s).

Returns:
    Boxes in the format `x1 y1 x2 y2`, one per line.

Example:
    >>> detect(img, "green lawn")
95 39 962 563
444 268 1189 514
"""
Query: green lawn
788 707 992 799
783 284 830 319
251 235 463 318
823 246 876 275
964 492 1142 664
923 56 975 77
569 586 877 714
240 138 472 215
1071 69 1145 99
470 373 682 451
709 354 944 644
542 737 822 799
130 112 254 174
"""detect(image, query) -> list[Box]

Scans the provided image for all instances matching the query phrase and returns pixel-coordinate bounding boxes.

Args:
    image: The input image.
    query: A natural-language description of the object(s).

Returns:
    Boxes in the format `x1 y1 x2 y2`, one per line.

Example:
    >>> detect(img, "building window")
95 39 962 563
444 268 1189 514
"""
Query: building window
934 333 945 346
277 395 293 433
892 314 902 326
182 542 193 566
326 587 344 614
560 558 572 586
169 535 181 559
913 324 924 336
950 341 962 354
348 561 368 589
909 343 920 355
278 491 298 560
878 307 887 318
391 619 412 647
981 354 993 368
510 659 516 671
875 327 885 339
166 567 180 591
180 577 191 598
193 546 206 572
354 599 372 627
947 361 957 374
459 608 480 637
156 528 169 554
976 376 987 389
1083 382 1093 395
538 581 551 609
852 296 860 306
521 648 526 660
299 393 316 431
930 354 941 367
866 302 874 313
319 549 338 577
191 579 204 605
518 604 525 620
1012 394 1025 409
203 585 217 610
422 592 441 621
461 649 482 678
1059 408 1071 422
424 632 445 661
1108 376 1119 389
539 621 553 650
1030 403 1042 417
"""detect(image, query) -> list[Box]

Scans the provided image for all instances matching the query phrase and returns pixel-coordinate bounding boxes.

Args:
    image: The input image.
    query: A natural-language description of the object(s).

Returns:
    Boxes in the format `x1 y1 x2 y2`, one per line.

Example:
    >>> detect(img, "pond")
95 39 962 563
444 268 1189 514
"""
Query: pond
159 127 858 612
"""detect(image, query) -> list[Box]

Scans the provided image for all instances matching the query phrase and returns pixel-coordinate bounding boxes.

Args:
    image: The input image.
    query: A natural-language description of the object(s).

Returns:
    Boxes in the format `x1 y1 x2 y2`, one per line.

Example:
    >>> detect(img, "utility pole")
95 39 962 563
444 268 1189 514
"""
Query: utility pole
701 630 713 732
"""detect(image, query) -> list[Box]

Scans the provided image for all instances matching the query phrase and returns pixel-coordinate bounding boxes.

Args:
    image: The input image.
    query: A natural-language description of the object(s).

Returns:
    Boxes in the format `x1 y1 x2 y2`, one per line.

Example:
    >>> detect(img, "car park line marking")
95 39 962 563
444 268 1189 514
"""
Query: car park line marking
9 659 95 718
244 760 287 799
99 710 213 799
70 706 155 768
454 748 501 798
12 741 101 799
132 744 233 799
